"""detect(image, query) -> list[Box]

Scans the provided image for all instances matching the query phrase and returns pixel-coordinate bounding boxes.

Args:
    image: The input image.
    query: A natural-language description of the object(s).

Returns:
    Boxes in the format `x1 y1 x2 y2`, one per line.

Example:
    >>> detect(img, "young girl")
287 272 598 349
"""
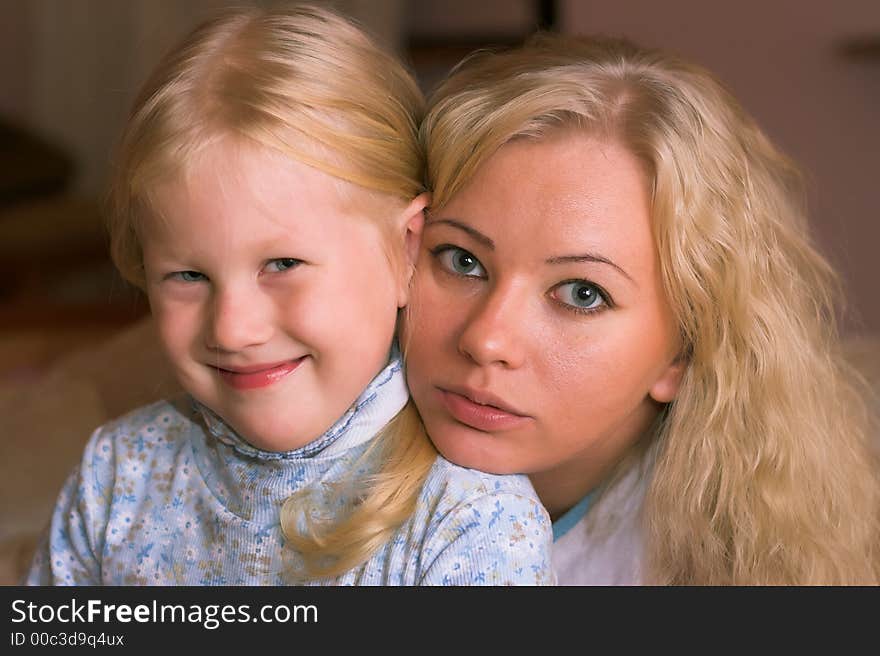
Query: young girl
25 5 552 586
403 33 880 584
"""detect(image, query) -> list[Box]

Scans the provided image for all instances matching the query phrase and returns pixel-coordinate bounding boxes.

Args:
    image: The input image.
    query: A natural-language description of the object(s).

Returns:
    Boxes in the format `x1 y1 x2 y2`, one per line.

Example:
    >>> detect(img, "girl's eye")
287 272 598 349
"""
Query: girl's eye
170 270 206 283
552 280 609 313
434 246 486 278
264 258 302 273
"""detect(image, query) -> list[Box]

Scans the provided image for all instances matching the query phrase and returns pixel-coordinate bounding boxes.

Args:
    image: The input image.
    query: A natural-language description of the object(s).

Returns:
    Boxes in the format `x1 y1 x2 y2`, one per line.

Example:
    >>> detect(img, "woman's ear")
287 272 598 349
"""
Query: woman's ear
648 355 687 404
395 192 430 308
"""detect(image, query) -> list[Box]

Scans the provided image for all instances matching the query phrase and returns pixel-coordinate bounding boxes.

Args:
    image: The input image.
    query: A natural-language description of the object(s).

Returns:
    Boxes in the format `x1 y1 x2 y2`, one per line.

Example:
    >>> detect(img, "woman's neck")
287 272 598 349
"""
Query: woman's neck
529 455 610 522
529 410 660 521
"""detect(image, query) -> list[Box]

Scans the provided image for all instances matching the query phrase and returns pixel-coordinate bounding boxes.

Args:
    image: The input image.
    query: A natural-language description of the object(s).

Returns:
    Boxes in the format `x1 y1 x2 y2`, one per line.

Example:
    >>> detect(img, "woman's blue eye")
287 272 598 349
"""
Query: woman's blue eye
554 281 607 311
436 247 485 277
265 258 302 273
173 270 206 283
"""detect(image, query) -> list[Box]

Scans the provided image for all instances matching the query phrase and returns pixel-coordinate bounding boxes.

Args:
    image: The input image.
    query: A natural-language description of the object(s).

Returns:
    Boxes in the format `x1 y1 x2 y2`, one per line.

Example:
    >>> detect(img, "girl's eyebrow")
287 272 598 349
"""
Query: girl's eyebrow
425 218 494 250
546 254 635 284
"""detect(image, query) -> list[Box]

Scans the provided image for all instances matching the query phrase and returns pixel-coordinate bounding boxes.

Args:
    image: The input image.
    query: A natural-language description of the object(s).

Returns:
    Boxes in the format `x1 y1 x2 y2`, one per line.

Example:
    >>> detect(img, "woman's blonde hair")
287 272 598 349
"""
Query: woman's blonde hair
107 4 436 579
422 33 880 584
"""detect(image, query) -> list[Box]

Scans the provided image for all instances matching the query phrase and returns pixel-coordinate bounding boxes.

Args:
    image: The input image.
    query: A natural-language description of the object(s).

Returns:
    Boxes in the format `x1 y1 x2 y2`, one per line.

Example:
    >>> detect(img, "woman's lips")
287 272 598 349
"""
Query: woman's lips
215 358 305 390
438 388 531 432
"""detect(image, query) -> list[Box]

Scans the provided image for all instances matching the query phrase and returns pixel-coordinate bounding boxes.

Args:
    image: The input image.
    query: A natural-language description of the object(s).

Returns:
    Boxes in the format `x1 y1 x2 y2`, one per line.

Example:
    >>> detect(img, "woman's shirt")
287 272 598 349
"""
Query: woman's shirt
551 454 649 586
26 357 553 585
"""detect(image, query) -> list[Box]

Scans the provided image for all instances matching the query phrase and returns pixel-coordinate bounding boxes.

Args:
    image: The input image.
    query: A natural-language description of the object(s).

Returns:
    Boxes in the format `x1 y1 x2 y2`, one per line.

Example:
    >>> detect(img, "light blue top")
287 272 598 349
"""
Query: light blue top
25 356 554 586
552 490 595 542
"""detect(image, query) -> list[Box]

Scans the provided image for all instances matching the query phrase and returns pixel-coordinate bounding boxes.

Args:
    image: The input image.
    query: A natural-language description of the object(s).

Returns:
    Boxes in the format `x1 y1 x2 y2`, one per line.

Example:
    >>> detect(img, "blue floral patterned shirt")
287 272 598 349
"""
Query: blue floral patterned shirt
25 355 554 585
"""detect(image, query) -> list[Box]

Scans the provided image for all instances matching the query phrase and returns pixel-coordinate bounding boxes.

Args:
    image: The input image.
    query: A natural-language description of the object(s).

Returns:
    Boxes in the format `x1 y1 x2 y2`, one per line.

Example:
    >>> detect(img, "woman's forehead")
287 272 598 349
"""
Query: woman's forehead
441 134 649 230
427 133 657 280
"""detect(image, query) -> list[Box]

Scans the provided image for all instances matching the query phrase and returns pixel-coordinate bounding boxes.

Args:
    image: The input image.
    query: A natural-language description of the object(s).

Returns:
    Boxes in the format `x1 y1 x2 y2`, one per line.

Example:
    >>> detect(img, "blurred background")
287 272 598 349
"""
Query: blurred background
0 0 878 386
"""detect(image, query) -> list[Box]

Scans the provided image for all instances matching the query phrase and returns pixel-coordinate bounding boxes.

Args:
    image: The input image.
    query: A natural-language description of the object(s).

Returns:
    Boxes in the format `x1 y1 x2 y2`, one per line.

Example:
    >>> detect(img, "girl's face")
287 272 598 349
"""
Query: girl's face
142 138 424 451
403 132 684 513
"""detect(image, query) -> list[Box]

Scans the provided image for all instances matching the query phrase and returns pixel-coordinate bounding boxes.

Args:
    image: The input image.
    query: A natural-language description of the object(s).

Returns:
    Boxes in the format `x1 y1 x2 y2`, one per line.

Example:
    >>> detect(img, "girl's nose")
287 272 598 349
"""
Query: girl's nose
205 285 274 352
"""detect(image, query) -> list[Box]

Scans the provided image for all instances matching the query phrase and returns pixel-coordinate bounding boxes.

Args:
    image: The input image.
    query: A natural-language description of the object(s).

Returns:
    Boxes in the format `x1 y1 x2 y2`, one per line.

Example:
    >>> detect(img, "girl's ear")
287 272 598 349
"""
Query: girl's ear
395 192 429 308
402 192 429 266
648 355 687 404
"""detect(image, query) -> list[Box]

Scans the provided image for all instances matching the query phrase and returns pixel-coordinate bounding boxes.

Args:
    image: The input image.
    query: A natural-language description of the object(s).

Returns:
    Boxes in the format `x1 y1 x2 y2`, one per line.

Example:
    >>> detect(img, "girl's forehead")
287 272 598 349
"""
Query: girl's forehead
138 141 404 250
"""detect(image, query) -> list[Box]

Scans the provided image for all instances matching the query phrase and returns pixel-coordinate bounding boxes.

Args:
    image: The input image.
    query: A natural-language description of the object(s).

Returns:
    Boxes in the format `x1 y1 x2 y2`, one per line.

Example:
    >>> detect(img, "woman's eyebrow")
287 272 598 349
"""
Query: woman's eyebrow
426 218 635 285
425 218 494 250
546 254 635 285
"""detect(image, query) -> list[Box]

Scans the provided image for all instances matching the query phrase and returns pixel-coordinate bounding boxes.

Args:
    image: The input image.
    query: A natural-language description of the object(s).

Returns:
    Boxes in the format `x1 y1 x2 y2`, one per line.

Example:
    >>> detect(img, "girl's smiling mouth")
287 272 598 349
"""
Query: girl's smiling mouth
213 357 307 390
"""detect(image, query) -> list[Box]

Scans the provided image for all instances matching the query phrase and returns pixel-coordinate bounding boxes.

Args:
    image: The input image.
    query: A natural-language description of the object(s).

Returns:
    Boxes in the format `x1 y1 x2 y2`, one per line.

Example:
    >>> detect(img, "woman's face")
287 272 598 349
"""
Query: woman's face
403 131 684 507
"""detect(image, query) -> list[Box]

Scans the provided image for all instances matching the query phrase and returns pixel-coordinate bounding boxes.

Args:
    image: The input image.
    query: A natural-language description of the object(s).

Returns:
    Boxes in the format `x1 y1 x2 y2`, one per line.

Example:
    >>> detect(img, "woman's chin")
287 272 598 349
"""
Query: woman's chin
430 427 518 476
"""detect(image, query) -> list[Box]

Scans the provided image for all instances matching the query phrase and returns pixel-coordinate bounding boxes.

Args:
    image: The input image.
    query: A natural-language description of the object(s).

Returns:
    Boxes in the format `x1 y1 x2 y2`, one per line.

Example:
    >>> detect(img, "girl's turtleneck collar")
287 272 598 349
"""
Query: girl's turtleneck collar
185 351 408 525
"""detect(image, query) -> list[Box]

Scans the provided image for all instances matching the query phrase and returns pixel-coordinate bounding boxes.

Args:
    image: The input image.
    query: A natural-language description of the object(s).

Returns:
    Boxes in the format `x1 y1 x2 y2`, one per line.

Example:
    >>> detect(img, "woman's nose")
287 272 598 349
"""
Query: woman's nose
205 285 274 352
457 284 527 369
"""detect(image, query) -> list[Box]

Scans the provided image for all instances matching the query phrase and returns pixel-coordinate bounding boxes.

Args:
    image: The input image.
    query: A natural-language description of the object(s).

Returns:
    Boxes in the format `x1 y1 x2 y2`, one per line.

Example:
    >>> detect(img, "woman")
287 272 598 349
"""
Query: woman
402 33 880 584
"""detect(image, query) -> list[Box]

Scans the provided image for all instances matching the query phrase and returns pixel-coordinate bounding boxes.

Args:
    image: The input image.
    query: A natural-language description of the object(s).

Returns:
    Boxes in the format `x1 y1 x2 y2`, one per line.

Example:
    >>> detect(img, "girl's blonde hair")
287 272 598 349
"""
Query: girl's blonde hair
107 4 435 579
422 33 880 584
